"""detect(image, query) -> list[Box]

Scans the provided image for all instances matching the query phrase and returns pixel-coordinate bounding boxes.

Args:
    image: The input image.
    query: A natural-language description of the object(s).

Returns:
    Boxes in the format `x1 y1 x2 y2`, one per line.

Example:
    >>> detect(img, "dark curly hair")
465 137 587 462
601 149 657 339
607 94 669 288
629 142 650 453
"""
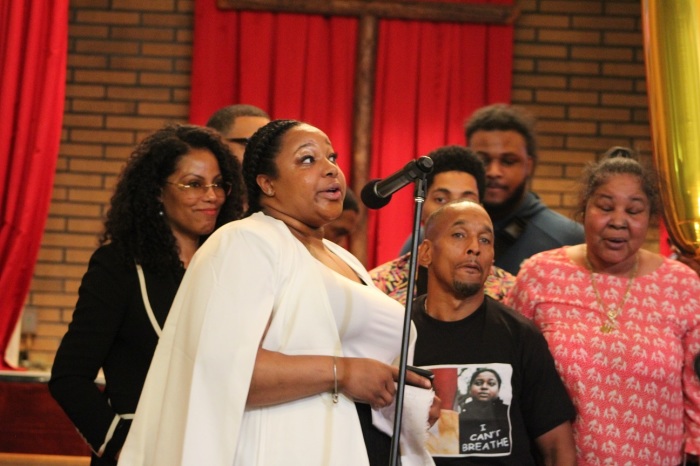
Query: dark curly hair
426 145 486 203
464 104 538 162
242 119 302 215
574 146 661 222
101 124 244 270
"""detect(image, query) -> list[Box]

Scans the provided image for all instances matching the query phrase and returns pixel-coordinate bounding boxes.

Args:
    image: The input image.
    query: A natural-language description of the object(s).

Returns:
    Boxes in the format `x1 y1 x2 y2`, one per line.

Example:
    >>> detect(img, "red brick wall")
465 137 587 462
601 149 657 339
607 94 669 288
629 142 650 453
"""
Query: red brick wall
512 0 651 220
25 0 195 367
23 0 653 366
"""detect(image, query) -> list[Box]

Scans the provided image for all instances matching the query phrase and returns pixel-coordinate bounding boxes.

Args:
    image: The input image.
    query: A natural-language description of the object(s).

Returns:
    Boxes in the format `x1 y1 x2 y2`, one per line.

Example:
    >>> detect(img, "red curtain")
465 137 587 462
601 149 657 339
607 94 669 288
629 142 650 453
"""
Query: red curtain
190 0 512 267
0 0 69 369
367 14 512 265
190 0 358 178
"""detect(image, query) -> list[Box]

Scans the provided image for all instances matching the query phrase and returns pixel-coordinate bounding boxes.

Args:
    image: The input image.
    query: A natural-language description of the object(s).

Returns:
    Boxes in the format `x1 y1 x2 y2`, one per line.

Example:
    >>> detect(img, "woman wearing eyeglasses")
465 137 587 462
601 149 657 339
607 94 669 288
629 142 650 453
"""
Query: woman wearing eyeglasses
49 124 244 466
118 120 436 466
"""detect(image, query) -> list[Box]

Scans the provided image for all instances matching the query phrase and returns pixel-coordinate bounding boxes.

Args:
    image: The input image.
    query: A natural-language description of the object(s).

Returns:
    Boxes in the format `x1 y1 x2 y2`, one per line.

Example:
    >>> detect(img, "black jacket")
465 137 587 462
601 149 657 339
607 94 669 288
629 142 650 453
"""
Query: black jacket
49 243 183 465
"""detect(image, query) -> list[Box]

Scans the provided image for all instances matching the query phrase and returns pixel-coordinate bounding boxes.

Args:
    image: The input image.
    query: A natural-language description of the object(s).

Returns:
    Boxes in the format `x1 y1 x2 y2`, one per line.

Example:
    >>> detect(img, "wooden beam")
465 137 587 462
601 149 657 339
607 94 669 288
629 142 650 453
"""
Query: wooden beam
349 15 378 264
0 453 89 466
218 0 518 24
215 0 519 263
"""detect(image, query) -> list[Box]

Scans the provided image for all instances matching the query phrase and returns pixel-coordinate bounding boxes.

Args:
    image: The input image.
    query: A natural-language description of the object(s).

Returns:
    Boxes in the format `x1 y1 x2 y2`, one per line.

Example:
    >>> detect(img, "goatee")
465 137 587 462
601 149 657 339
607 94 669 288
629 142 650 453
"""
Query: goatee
452 280 481 299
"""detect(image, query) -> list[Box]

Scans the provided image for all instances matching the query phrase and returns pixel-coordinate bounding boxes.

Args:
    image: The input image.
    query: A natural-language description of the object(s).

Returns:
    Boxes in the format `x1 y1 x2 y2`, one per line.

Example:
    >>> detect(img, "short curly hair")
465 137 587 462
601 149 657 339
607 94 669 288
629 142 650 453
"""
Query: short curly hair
464 104 538 162
574 146 661 222
425 145 486 203
242 119 302 215
205 104 270 134
101 124 244 270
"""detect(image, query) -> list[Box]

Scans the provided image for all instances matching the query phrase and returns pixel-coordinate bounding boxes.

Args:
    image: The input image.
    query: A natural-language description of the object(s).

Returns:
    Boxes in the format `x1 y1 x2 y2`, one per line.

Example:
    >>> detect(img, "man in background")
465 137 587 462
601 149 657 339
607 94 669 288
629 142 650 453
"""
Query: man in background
206 104 270 163
465 104 583 275
371 145 514 304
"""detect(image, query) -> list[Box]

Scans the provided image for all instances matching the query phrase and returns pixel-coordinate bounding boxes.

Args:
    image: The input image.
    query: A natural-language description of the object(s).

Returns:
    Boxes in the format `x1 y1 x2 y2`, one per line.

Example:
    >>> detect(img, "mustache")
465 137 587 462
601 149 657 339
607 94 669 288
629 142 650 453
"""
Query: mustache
461 261 483 273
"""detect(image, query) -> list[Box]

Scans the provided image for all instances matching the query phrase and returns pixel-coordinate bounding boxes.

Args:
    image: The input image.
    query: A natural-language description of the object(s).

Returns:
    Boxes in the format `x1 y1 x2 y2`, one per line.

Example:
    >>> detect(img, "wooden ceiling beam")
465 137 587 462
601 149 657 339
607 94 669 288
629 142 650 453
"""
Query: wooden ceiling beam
218 0 518 24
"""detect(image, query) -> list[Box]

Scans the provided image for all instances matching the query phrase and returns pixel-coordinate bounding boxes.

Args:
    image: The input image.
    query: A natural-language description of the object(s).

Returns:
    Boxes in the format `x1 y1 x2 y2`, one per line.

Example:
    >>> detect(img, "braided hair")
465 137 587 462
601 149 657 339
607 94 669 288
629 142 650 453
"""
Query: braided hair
574 146 660 222
242 119 302 215
101 123 245 271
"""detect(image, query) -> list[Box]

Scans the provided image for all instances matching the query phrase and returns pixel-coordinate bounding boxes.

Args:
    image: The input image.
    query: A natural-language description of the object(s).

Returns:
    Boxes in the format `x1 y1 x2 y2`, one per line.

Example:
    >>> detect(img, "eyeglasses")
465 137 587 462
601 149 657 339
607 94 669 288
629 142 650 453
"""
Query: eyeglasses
165 181 232 197
227 137 249 146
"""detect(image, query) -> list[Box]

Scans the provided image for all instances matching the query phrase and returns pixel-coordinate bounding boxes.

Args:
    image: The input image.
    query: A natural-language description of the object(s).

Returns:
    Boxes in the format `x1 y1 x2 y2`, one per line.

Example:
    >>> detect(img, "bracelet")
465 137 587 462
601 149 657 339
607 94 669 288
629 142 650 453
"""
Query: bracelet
332 356 339 404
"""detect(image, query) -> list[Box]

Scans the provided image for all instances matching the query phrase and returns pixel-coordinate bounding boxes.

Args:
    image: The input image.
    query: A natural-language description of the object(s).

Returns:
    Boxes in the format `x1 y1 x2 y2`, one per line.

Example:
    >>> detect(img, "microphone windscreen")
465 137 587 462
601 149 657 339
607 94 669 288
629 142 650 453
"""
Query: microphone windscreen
361 179 391 209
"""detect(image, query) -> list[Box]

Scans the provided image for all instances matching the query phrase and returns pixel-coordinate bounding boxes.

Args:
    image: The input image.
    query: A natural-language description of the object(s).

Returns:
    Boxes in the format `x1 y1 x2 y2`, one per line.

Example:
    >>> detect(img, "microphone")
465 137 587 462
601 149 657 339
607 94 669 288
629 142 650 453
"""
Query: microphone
361 156 434 209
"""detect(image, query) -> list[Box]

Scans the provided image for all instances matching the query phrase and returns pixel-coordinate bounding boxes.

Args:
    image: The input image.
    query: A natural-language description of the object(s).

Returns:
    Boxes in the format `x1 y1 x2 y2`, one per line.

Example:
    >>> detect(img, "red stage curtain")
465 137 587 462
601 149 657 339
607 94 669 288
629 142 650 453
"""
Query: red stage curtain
0 0 69 369
190 0 358 178
190 0 513 267
367 14 512 265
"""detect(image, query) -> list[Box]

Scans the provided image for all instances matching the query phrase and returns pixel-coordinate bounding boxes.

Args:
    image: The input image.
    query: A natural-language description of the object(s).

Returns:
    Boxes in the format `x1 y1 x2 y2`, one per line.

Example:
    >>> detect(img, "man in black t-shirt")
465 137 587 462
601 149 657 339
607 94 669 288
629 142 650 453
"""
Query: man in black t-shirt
412 199 576 465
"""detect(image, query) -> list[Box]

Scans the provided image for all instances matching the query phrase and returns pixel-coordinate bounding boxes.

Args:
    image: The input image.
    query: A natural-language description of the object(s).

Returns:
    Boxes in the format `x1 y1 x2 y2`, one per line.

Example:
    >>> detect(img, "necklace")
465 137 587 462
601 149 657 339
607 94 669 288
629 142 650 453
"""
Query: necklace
584 250 638 334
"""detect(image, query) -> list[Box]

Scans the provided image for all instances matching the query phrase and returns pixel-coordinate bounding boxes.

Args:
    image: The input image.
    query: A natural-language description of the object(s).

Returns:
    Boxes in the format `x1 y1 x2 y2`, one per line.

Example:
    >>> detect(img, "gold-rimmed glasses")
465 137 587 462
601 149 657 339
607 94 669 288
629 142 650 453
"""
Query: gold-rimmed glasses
165 181 232 198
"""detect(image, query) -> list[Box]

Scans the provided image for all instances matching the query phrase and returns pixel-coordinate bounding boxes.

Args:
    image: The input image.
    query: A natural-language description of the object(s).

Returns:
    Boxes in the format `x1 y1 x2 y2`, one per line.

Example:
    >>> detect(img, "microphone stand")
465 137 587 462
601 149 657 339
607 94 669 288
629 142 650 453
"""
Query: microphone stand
388 175 428 466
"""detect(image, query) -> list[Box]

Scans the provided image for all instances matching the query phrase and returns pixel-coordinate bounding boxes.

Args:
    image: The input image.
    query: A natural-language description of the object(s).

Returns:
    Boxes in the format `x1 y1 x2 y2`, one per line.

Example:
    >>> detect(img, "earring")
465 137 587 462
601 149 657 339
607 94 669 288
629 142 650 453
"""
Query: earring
159 210 164 217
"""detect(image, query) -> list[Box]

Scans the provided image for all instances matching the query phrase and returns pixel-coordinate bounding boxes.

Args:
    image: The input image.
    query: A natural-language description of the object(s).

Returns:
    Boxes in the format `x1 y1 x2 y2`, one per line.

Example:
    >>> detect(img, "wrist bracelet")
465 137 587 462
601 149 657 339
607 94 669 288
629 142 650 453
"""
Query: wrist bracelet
332 356 339 404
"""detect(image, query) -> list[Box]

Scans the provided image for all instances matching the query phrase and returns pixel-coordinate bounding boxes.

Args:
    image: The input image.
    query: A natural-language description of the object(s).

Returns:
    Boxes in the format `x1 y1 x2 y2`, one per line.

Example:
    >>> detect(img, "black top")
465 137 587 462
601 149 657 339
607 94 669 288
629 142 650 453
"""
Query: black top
49 243 183 465
491 192 583 275
412 295 575 465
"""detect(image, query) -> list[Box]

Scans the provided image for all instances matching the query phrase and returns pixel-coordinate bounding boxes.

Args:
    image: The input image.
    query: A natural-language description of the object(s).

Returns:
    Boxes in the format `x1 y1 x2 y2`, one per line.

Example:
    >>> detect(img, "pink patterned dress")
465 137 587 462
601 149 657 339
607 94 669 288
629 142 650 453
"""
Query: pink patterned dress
507 247 700 466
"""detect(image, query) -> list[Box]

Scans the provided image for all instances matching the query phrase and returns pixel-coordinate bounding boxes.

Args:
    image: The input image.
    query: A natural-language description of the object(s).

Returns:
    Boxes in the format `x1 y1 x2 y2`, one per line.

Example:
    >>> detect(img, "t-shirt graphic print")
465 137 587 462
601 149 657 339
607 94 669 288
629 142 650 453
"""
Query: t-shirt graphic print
426 364 513 458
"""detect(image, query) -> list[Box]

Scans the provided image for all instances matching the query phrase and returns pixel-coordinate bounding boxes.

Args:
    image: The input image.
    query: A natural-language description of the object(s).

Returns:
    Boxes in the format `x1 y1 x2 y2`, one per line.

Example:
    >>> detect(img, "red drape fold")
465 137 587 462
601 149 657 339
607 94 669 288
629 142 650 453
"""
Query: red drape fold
0 0 69 369
190 0 357 179
190 0 513 267
367 17 512 265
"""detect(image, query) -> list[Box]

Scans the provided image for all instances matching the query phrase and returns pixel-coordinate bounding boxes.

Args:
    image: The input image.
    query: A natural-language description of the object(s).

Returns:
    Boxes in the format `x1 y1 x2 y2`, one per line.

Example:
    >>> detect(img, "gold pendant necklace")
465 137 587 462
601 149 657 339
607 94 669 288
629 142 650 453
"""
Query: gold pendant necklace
584 250 638 334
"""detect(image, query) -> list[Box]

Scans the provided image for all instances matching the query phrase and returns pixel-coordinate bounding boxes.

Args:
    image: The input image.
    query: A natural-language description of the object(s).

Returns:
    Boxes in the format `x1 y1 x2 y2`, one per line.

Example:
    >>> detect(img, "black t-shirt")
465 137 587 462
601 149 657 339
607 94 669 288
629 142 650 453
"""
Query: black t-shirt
412 295 575 465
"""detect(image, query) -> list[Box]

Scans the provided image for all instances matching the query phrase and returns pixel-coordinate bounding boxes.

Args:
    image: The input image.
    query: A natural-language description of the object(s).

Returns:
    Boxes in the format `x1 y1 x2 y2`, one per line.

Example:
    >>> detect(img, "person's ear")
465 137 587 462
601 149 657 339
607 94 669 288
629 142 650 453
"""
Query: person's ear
417 240 432 267
525 155 534 178
256 174 275 197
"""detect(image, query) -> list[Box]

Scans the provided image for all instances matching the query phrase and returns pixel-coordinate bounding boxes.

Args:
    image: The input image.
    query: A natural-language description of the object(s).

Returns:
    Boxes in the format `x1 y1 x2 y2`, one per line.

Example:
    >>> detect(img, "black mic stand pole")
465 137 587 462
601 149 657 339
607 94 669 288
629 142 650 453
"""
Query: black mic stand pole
388 175 428 466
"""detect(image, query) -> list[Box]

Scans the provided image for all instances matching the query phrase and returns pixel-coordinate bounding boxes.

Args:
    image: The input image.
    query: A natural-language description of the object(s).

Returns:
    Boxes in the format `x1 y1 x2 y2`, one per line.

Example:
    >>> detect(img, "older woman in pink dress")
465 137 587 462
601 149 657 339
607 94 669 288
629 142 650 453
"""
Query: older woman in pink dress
507 147 700 465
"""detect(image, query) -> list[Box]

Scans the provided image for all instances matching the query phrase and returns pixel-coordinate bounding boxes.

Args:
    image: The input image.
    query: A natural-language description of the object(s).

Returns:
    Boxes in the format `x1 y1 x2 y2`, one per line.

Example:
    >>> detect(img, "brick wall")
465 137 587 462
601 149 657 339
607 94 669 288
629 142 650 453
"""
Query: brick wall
22 0 653 367
512 0 652 224
24 0 195 368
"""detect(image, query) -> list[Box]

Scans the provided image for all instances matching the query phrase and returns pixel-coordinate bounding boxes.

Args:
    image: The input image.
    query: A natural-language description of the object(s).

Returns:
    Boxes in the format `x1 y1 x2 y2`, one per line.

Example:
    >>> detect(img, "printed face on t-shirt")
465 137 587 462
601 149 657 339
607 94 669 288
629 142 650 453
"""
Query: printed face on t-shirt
469 370 501 403
422 364 513 458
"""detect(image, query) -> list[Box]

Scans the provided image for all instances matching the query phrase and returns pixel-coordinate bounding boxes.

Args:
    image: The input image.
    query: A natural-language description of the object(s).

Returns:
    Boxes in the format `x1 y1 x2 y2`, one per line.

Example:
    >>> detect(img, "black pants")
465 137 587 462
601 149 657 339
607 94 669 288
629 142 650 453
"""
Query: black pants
356 402 392 466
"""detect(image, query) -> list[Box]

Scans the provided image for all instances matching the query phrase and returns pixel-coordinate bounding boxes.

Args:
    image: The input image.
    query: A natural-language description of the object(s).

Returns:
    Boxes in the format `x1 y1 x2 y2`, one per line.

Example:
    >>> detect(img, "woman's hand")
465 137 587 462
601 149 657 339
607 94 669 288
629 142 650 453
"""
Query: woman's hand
337 357 396 409
337 358 432 410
